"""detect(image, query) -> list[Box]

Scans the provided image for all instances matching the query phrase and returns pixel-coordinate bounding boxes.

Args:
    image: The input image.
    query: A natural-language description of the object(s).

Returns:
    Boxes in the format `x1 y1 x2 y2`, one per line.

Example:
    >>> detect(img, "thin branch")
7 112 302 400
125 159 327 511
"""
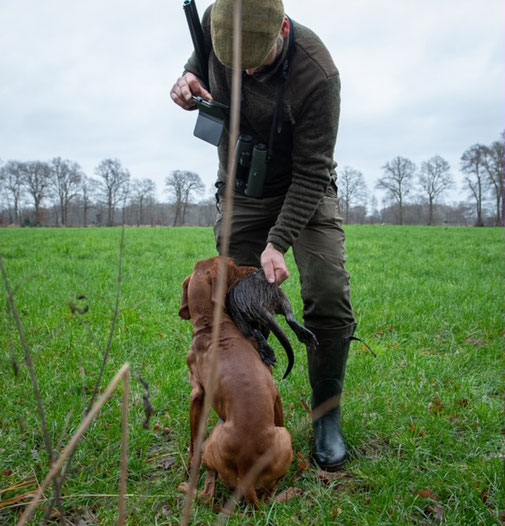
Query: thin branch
118 367 130 525
17 363 131 526
180 2 243 524
0 253 67 523
0 254 54 465
3 492 185 512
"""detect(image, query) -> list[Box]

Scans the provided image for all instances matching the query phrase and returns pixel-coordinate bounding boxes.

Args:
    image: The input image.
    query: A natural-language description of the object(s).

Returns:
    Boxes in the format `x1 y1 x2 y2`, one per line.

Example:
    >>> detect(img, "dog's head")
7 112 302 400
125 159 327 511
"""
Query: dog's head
179 257 257 321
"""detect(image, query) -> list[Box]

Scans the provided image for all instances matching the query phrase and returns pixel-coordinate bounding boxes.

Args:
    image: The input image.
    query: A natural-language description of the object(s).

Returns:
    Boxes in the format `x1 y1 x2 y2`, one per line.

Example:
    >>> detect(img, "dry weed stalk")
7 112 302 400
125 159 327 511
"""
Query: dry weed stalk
180 2 244 524
0 253 66 522
17 363 131 526
118 366 130 525
0 254 54 463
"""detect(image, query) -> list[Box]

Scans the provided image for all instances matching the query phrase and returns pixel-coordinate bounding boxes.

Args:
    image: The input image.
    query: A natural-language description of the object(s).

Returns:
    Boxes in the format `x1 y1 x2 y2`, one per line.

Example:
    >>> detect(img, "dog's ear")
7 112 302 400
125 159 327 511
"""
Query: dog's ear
179 276 191 320
208 259 257 305
210 274 220 306
210 258 232 306
210 260 225 306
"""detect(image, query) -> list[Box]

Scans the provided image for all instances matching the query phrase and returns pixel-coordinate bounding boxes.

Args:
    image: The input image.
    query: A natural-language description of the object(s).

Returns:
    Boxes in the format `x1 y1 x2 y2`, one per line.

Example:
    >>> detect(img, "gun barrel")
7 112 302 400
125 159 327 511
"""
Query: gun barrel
183 0 209 88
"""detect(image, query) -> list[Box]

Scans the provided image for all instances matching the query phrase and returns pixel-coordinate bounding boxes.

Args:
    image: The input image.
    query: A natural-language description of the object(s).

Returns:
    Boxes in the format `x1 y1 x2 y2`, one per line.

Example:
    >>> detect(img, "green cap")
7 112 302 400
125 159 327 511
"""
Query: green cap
211 0 285 70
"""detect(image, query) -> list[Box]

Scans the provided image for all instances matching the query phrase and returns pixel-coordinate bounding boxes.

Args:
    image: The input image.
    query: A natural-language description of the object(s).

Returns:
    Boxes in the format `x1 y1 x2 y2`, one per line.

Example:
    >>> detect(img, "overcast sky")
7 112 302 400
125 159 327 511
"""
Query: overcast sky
1 0 503 203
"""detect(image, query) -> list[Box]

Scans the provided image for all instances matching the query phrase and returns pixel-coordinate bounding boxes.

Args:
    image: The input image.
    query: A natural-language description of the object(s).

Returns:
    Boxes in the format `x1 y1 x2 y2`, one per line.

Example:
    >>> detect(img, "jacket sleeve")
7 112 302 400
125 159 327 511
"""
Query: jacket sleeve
267 73 341 253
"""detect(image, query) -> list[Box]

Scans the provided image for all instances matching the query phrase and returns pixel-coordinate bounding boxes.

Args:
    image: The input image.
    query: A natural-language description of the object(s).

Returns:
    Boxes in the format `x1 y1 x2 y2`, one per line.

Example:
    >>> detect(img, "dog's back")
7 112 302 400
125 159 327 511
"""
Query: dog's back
201 322 293 503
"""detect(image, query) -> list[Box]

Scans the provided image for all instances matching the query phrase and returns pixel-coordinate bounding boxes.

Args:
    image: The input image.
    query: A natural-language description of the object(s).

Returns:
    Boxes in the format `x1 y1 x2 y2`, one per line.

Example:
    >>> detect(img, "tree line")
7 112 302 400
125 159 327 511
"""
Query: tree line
339 131 504 227
1 131 503 228
0 159 213 227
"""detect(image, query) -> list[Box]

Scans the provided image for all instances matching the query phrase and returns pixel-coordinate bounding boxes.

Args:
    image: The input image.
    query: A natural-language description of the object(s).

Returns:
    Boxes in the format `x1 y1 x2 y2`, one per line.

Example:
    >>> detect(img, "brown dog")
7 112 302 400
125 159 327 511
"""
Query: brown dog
179 257 293 507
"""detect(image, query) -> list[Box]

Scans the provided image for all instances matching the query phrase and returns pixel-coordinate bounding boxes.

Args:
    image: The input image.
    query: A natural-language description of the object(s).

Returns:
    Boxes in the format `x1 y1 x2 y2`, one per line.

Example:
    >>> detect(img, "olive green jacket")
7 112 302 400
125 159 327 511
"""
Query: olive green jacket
184 5 340 254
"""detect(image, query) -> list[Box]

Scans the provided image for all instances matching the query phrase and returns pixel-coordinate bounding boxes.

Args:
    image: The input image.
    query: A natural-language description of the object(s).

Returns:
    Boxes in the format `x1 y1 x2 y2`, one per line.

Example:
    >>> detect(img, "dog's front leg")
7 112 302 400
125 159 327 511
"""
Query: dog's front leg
273 392 285 427
200 468 218 503
241 483 260 509
189 382 205 470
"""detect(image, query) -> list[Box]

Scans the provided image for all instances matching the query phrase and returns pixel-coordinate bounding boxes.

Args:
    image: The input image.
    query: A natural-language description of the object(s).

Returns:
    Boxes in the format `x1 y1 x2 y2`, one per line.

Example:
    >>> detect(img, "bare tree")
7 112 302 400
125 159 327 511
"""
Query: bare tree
337 166 368 223
482 133 504 226
130 178 156 226
0 161 26 225
80 176 99 227
20 161 52 225
461 144 489 227
418 155 454 225
368 194 380 224
376 156 416 225
49 157 83 226
165 170 204 226
196 197 218 226
95 159 130 226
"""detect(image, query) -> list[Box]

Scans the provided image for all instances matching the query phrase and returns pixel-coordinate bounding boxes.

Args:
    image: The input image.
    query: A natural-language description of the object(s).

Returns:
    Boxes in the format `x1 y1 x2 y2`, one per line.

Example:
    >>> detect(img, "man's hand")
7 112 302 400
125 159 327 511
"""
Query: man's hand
170 72 213 110
261 243 289 285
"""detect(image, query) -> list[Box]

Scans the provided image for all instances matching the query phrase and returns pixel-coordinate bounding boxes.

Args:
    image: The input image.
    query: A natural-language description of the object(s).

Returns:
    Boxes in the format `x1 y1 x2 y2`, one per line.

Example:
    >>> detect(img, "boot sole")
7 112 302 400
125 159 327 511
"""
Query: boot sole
313 453 349 472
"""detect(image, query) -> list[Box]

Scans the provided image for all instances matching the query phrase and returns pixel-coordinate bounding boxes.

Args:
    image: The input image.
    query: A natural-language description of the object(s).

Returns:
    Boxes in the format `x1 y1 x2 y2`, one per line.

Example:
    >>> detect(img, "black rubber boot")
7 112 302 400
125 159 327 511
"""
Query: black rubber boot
306 323 356 471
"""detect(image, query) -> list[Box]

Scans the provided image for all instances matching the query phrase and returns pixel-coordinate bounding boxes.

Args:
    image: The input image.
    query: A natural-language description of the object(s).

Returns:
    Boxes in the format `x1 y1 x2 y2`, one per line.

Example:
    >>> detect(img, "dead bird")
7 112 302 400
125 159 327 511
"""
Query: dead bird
227 269 317 379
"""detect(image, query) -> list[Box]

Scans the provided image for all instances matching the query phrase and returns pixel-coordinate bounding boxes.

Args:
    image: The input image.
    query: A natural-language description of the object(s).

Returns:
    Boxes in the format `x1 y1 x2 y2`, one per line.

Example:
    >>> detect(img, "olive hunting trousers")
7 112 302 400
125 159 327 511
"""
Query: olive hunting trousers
214 187 355 330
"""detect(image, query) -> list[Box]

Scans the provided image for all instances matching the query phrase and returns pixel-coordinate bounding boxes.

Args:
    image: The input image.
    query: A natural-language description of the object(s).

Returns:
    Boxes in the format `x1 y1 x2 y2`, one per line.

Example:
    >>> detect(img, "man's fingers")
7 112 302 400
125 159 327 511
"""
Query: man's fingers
264 261 288 285
170 87 195 110
275 267 289 285
263 260 276 284
187 76 213 101
261 243 289 285
197 86 213 101
171 73 213 110
177 77 194 102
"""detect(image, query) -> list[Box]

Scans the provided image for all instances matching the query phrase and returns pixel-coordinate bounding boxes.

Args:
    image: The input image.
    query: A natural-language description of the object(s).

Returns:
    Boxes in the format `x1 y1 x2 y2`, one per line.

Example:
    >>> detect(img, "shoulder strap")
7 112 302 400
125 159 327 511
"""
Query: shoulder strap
268 17 295 159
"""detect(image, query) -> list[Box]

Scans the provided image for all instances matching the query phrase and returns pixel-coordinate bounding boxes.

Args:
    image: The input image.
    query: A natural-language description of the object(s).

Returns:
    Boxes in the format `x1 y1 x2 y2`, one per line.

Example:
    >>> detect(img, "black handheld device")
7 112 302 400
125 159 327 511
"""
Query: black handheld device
192 96 229 146
183 0 229 145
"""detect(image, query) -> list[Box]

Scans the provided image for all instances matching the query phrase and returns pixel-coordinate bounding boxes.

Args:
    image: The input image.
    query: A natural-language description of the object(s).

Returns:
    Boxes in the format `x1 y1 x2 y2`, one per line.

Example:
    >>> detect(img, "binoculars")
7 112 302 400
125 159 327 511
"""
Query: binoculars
234 135 268 198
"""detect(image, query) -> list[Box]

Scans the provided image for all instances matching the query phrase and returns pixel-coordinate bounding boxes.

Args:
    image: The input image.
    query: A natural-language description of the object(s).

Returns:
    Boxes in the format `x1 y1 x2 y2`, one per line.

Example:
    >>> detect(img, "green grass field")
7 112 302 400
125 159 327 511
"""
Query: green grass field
0 226 503 525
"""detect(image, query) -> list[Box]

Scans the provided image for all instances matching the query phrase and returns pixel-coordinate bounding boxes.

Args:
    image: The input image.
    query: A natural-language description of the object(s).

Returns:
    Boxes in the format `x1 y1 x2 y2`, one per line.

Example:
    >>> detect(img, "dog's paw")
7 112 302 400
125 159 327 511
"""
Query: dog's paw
199 489 215 507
